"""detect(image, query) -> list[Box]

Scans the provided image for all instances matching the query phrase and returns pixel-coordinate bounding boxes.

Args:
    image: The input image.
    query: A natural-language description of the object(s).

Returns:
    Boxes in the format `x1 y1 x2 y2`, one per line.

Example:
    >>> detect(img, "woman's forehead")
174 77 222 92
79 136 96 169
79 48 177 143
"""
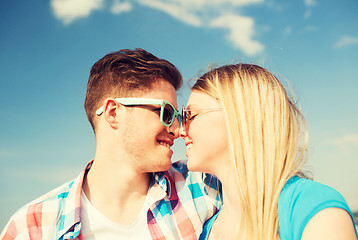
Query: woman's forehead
187 91 219 109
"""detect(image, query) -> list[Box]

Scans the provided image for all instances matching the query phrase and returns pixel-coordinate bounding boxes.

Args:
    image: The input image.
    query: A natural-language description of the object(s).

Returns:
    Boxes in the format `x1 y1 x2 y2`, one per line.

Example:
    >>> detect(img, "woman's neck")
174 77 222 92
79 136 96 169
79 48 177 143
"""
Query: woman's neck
209 167 241 239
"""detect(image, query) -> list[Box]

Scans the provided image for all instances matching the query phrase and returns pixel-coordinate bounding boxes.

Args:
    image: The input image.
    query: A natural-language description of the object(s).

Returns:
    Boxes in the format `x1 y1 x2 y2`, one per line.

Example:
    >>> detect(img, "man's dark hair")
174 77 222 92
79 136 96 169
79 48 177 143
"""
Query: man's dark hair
84 48 183 131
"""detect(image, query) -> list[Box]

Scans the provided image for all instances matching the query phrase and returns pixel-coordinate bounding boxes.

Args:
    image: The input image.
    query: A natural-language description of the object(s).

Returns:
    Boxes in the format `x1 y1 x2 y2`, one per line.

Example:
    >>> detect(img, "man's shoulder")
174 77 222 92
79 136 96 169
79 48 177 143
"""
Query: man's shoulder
17 179 75 213
1 179 77 239
32 179 77 203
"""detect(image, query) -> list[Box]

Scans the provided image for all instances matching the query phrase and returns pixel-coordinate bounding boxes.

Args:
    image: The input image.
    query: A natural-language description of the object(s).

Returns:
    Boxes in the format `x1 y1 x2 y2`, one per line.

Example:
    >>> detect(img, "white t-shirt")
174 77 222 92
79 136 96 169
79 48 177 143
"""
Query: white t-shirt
80 191 152 239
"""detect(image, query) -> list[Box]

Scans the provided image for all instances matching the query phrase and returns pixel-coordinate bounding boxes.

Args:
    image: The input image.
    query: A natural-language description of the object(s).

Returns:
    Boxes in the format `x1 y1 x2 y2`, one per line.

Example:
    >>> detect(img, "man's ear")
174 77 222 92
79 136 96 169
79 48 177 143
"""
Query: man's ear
102 98 121 129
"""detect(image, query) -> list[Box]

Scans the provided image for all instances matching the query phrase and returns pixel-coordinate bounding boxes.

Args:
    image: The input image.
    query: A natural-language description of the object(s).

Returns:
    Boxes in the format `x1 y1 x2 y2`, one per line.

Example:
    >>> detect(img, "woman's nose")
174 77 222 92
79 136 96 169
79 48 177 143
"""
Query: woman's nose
179 125 187 138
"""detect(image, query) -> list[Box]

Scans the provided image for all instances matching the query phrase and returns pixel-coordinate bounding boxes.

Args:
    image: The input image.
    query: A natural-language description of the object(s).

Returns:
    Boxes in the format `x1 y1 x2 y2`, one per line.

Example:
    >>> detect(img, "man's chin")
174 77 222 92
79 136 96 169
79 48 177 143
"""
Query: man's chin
161 160 173 172
146 160 172 173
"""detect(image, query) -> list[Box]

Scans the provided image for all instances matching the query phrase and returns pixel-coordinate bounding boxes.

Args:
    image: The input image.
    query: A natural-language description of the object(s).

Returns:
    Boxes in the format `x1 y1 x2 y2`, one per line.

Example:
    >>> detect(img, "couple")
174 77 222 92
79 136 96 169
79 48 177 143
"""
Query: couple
1 49 357 240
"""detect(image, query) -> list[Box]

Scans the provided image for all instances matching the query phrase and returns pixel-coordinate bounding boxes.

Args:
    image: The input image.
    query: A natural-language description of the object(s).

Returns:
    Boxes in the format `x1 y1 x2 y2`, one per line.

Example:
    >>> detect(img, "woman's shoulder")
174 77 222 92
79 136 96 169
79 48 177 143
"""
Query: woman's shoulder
278 176 354 239
279 176 345 204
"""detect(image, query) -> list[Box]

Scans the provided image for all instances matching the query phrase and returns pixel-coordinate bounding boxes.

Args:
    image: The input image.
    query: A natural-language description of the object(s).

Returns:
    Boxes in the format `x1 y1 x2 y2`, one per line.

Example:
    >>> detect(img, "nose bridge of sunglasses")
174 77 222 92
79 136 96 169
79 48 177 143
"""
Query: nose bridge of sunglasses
181 107 189 125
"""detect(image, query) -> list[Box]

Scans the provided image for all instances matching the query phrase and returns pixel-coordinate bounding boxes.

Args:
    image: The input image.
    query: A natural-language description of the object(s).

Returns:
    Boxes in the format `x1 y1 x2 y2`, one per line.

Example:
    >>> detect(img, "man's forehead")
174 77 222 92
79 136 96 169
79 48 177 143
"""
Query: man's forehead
134 79 177 105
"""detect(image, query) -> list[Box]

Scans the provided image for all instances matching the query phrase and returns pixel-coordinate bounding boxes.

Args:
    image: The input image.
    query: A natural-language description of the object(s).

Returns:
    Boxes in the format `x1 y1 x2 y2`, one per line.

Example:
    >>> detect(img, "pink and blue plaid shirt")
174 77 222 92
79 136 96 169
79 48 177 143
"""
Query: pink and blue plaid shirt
1 160 221 240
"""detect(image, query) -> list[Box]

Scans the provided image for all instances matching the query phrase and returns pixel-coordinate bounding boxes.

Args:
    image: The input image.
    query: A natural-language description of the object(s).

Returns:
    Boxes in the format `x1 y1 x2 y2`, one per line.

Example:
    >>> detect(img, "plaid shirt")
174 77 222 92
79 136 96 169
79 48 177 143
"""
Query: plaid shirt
1 160 221 240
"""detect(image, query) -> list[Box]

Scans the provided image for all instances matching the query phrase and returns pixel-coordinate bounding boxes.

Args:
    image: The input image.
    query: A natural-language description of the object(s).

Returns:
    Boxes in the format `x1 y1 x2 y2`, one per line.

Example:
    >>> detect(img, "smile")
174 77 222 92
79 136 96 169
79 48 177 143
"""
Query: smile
158 141 171 148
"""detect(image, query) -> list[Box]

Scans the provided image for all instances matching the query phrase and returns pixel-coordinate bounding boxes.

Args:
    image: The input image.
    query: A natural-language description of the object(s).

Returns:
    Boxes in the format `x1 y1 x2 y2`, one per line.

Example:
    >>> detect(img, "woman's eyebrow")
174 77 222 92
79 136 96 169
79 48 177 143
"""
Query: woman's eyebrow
186 104 199 111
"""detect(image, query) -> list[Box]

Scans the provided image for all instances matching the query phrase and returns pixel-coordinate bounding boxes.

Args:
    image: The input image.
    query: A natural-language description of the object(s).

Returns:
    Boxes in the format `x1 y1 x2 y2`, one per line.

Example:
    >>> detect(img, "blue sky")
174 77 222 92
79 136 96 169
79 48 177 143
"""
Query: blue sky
1 0 358 229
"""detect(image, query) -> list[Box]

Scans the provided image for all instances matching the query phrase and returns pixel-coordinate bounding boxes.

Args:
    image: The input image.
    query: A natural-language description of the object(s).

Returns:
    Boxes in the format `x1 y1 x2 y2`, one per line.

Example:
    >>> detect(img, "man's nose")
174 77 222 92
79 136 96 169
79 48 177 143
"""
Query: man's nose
167 118 180 139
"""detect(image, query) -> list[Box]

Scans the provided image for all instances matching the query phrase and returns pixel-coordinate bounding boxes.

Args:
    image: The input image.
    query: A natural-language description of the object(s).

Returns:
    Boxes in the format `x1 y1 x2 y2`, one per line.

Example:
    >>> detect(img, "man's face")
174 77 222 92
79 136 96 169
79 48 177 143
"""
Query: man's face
118 79 180 173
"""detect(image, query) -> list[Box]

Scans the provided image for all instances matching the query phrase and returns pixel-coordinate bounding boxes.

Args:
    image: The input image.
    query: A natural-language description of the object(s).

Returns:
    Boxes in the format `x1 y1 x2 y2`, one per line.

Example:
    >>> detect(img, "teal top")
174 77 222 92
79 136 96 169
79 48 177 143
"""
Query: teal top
199 176 358 240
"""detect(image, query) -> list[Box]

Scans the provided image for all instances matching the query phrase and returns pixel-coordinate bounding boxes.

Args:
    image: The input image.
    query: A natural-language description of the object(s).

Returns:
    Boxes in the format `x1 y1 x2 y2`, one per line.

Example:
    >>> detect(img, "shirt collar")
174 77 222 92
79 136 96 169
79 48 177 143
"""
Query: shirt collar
56 161 174 239
56 160 93 239
145 171 174 208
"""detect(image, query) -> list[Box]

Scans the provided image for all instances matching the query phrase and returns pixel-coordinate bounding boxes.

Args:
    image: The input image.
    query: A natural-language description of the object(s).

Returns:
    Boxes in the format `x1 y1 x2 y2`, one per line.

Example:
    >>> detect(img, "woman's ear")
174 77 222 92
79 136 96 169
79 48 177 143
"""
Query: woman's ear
102 98 121 129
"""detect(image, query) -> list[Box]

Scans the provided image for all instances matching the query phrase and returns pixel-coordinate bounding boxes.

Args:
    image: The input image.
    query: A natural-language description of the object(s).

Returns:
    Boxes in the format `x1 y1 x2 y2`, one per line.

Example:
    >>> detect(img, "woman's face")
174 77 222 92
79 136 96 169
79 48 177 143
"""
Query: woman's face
180 90 229 174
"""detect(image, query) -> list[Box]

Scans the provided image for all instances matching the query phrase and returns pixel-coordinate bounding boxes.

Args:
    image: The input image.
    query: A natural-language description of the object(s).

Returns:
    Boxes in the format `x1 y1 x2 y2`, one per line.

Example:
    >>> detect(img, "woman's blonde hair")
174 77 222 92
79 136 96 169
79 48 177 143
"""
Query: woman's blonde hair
192 64 308 240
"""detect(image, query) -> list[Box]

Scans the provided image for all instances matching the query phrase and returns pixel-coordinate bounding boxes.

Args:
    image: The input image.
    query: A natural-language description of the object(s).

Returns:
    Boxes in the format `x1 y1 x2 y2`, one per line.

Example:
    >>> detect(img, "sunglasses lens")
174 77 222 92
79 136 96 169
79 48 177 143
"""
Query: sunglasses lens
162 104 174 125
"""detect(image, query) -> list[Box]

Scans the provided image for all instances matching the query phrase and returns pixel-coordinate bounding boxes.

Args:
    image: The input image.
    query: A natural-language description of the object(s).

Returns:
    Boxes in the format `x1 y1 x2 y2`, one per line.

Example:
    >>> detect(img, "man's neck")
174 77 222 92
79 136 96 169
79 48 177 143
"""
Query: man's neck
82 155 151 225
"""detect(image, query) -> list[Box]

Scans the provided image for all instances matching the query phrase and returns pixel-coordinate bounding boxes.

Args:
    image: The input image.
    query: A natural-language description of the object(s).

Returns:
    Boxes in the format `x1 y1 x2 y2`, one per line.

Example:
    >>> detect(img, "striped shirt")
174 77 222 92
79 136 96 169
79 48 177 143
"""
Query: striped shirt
1 160 221 240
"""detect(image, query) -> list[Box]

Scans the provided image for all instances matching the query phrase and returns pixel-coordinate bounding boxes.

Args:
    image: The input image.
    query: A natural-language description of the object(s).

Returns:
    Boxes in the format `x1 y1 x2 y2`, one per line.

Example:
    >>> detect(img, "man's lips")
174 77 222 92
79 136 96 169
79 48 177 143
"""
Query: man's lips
157 139 173 147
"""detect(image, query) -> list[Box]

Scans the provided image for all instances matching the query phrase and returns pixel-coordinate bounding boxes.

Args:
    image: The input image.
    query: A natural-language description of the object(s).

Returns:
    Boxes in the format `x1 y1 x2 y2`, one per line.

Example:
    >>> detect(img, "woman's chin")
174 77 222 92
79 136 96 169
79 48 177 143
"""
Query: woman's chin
187 158 204 172
187 158 197 171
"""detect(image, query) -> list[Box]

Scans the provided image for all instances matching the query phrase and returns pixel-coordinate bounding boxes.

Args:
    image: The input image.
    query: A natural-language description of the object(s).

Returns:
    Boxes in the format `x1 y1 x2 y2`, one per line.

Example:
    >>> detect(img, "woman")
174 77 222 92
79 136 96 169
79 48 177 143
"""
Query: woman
180 64 357 240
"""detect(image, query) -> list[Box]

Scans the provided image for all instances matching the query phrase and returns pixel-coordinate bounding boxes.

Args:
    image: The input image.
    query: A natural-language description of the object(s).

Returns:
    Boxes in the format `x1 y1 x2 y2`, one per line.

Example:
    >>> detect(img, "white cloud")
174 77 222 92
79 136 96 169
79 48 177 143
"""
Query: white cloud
303 25 317 32
303 0 316 19
331 134 358 147
304 10 312 19
334 36 358 49
212 0 263 6
284 26 292 36
210 14 264 56
137 0 202 27
111 0 132 14
50 0 266 56
51 0 104 25
0 150 10 157
304 0 316 7
137 0 264 55
266 1 286 12
146 0 263 9
0 150 27 160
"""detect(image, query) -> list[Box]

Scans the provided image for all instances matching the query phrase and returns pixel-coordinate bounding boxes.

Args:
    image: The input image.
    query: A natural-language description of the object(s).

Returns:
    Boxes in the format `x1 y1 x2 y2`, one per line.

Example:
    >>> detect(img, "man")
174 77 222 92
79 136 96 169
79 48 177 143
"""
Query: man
1 49 221 239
